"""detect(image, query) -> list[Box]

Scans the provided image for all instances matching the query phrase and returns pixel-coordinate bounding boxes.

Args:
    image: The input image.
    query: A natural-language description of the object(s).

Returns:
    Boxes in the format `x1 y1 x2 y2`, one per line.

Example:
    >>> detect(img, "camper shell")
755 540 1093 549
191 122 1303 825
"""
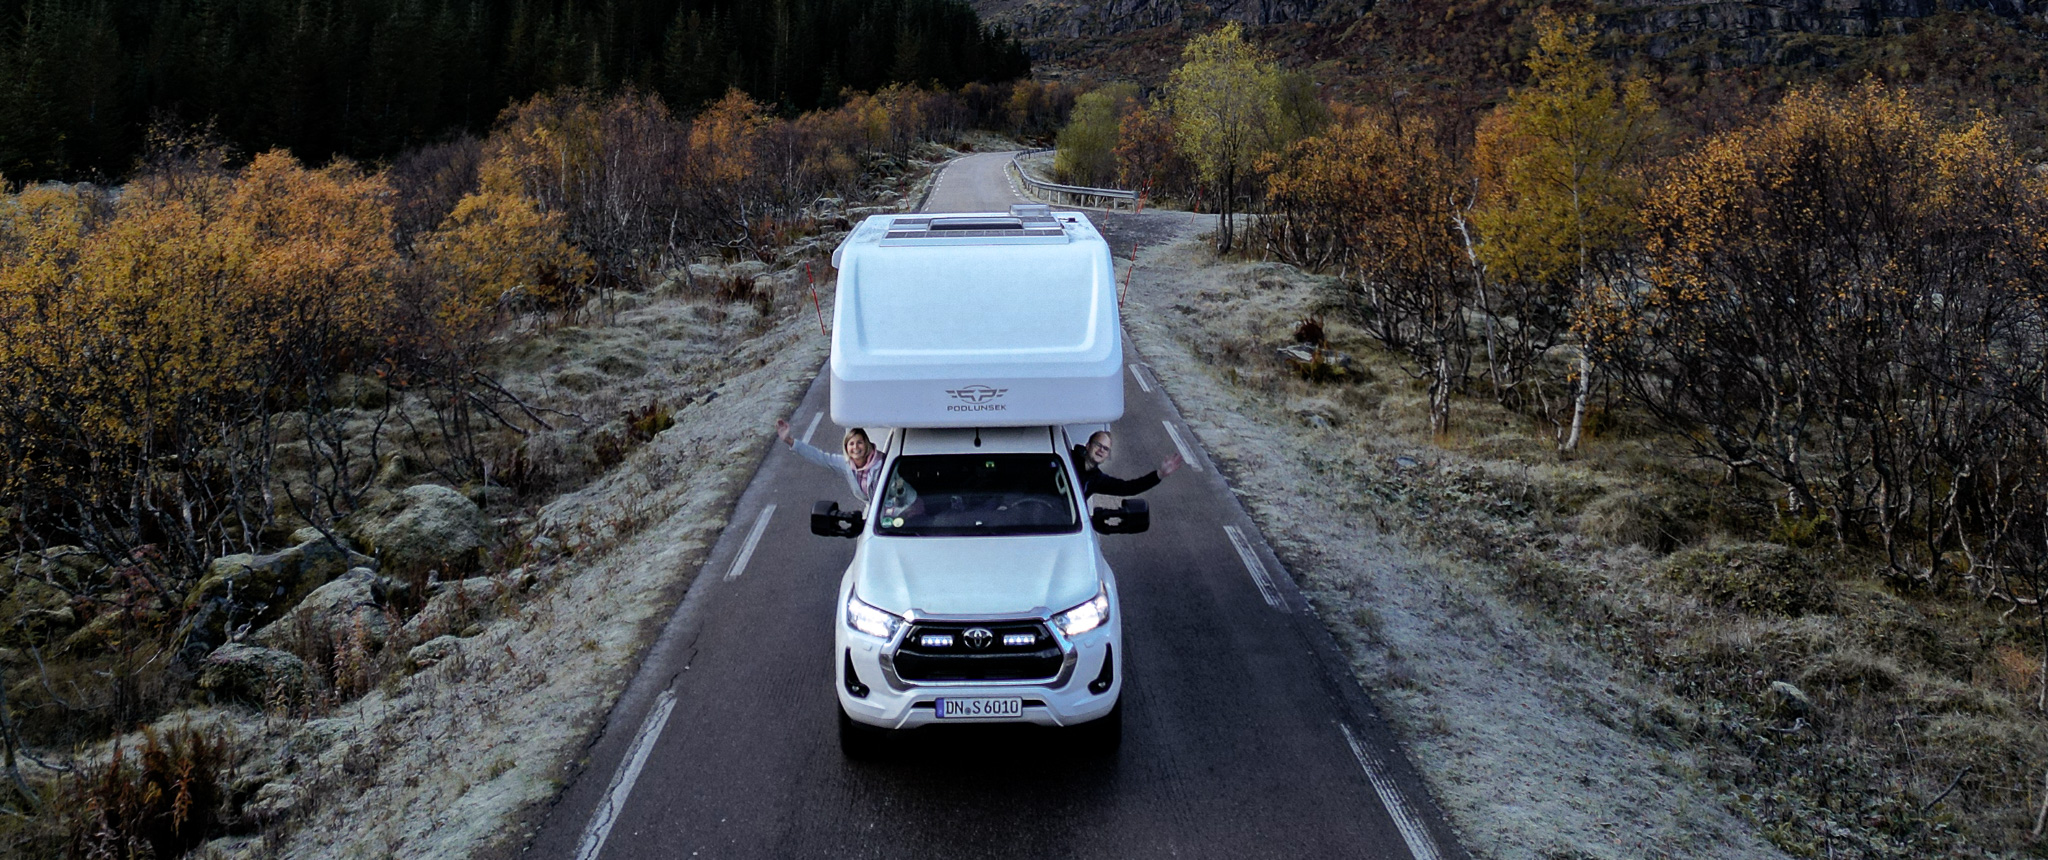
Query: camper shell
828 207 1122 428
816 206 1139 756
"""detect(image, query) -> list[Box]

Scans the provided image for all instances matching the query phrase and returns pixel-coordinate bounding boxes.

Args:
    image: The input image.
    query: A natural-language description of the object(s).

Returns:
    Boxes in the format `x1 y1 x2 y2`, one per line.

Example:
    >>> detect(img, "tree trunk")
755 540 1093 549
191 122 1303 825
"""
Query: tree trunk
1563 344 1590 452
1216 168 1235 255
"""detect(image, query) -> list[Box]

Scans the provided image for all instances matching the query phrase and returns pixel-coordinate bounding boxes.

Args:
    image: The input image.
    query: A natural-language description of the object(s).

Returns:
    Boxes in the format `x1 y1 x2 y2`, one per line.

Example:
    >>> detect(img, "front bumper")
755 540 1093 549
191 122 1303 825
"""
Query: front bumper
835 616 1121 729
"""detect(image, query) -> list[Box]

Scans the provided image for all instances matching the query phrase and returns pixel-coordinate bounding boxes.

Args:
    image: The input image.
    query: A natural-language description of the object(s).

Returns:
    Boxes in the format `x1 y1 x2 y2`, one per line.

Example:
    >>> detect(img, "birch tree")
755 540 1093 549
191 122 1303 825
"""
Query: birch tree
1166 23 1282 255
1472 13 1658 451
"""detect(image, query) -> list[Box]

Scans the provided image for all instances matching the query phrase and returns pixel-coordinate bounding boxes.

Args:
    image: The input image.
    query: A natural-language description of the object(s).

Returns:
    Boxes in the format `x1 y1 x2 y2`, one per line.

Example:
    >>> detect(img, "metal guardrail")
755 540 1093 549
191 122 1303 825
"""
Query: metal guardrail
1008 150 1139 210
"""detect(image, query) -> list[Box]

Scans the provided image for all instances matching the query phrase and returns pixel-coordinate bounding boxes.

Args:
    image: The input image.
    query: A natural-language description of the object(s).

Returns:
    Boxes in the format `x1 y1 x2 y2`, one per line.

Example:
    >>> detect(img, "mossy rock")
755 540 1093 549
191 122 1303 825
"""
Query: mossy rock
1659 540 1833 616
340 484 490 575
3 546 109 592
197 643 308 705
1 575 80 648
182 539 376 653
58 609 141 657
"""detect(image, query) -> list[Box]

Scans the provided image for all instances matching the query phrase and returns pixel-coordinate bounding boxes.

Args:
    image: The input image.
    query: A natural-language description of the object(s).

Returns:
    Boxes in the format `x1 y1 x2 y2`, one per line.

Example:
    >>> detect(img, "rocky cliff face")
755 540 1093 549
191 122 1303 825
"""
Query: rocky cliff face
974 0 2048 66
971 0 1361 42
1606 0 2048 65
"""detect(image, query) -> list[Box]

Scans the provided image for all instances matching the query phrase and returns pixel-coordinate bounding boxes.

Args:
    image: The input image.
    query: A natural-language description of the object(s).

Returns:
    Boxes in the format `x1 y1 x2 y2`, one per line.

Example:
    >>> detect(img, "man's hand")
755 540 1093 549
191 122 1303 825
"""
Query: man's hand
1160 453 1185 477
775 419 792 445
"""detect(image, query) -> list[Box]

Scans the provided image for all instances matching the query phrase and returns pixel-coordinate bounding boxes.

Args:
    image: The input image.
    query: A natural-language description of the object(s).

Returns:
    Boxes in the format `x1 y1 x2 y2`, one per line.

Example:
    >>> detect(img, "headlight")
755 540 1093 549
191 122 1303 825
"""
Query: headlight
1053 587 1111 637
845 592 903 640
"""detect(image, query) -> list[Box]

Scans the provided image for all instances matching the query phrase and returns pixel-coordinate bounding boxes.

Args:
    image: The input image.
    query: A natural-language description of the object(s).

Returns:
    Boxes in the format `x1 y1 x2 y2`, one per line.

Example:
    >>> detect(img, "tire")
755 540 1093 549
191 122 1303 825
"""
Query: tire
1073 698 1122 755
838 706 889 760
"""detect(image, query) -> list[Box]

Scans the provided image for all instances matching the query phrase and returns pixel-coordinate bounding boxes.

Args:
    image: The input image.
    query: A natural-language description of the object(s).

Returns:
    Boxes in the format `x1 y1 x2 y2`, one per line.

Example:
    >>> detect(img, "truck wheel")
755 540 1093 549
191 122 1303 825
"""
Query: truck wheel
1074 699 1122 755
838 706 889 760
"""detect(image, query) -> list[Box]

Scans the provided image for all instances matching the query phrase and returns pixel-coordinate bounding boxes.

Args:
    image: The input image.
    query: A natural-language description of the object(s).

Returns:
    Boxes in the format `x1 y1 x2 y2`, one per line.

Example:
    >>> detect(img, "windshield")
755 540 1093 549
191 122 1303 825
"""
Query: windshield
874 453 1081 536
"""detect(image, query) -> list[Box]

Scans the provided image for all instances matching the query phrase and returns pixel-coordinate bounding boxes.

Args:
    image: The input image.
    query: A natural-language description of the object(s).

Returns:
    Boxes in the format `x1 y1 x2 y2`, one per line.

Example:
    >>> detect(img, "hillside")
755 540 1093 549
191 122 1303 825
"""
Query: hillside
973 0 2048 149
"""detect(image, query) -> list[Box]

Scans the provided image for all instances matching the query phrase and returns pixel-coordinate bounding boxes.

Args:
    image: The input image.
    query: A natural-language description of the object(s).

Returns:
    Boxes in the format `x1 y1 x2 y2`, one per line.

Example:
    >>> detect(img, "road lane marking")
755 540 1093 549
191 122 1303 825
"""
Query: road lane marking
1128 364 1152 393
802 411 824 444
1341 723 1447 860
724 504 777 581
576 687 678 860
1223 525 1286 611
1161 421 1202 472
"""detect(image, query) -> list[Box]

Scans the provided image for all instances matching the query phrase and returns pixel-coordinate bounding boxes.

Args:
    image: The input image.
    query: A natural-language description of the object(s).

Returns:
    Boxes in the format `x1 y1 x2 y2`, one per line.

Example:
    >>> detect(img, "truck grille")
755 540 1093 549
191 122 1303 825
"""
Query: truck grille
893 621 1062 682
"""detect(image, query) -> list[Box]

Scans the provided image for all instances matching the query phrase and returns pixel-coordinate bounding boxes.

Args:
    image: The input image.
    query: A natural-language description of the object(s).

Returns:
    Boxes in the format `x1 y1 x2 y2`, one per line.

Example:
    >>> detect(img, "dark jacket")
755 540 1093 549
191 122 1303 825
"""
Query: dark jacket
1071 445 1161 498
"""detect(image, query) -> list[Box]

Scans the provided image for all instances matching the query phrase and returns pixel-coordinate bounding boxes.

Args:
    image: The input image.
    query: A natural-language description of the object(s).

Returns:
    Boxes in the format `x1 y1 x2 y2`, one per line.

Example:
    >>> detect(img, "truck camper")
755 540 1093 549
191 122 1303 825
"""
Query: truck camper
813 204 1147 756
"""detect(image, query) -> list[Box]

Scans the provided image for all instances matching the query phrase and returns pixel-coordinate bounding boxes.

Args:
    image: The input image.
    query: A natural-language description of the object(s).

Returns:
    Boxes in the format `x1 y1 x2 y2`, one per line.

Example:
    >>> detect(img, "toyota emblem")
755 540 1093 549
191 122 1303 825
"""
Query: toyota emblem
964 627 994 650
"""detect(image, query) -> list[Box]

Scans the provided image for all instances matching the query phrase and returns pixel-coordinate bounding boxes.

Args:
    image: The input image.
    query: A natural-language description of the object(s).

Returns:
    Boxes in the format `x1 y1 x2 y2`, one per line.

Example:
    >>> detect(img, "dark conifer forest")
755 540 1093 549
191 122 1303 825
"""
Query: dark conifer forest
0 0 1031 179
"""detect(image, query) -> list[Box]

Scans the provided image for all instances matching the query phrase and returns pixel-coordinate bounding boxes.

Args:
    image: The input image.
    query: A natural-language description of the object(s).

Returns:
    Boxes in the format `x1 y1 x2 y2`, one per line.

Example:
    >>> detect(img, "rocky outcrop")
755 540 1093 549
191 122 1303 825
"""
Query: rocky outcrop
975 0 1352 41
181 538 376 658
341 484 491 574
1604 0 2048 66
198 643 309 705
400 576 504 642
251 568 399 651
972 0 2047 67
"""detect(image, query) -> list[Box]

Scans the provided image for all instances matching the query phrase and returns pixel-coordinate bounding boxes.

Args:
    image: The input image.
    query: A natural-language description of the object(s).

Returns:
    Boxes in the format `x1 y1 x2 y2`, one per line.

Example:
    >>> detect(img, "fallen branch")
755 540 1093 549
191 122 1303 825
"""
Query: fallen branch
1922 766 1970 812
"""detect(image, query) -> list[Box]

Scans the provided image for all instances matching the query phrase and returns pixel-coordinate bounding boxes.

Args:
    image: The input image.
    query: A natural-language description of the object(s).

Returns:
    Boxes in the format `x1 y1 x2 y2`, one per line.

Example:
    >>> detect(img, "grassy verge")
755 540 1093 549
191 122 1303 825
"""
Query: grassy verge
1120 223 2048 859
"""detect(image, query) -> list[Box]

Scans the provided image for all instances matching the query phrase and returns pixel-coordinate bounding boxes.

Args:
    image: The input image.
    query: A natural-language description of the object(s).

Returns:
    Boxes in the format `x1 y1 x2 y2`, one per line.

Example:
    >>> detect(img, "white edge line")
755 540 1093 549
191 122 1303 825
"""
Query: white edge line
801 411 824 445
1161 421 1202 473
1128 363 1153 393
576 688 679 860
1223 525 1286 611
1341 723 1447 860
724 503 777 581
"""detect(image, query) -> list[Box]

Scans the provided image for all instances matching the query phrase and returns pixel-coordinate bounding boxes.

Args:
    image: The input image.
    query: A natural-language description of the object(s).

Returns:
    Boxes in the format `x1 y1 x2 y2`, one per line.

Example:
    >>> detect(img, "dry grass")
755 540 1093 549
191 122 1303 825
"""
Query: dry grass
1120 217 2048 859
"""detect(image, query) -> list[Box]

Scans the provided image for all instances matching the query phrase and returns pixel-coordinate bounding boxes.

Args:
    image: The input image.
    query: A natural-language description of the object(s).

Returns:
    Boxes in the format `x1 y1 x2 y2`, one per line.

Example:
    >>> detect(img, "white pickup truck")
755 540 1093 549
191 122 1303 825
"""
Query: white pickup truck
812 205 1145 757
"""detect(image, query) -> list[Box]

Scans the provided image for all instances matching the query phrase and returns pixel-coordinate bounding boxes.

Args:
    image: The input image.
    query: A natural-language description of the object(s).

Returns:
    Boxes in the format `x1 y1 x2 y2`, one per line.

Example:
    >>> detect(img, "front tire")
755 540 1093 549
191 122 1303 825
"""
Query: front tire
838 706 889 760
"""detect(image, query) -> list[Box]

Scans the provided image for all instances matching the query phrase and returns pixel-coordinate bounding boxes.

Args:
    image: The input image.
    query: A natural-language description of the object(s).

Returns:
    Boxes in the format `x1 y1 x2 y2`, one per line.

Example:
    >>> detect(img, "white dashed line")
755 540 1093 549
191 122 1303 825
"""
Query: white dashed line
724 504 777 581
1341 723 1447 860
1128 364 1153 393
1161 421 1202 473
576 688 678 860
802 411 824 444
1223 525 1286 611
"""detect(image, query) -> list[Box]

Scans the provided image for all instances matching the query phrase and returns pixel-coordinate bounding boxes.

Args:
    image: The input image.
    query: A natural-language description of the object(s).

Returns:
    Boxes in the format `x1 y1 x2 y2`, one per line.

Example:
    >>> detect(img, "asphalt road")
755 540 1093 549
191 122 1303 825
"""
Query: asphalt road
525 152 1467 860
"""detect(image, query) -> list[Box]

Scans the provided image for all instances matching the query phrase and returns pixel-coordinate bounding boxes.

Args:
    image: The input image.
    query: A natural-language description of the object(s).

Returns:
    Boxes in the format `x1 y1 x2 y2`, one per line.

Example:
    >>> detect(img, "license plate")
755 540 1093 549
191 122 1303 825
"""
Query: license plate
934 697 1023 719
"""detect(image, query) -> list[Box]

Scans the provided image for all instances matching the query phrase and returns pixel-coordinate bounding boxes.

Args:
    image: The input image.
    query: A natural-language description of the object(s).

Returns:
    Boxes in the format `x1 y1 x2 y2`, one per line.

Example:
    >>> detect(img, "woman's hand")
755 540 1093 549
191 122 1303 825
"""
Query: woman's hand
775 419 793 445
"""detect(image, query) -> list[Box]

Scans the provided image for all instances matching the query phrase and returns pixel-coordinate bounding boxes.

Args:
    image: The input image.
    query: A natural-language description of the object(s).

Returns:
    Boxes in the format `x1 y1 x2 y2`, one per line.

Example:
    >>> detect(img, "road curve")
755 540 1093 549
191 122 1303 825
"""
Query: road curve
525 153 1468 860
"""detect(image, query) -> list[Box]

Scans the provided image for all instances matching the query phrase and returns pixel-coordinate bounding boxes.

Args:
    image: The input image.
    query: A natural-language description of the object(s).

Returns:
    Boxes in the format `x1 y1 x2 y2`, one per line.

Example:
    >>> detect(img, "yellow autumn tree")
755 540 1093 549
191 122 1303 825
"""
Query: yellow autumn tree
416 183 590 339
0 150 406 592
1472 12 1660 450
1166 23 1284 254
1263 113 1474 433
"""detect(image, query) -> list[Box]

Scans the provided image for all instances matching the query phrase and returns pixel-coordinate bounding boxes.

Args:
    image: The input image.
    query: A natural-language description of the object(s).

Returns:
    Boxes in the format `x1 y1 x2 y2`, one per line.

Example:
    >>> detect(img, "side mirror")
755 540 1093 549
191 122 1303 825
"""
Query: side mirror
1090 499 1150 535
811 500 864 538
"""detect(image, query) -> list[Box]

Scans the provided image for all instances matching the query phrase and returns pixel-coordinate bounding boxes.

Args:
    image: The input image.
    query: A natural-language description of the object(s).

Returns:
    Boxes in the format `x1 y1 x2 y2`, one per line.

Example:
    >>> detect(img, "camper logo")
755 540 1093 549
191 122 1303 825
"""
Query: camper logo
945 385 1008 412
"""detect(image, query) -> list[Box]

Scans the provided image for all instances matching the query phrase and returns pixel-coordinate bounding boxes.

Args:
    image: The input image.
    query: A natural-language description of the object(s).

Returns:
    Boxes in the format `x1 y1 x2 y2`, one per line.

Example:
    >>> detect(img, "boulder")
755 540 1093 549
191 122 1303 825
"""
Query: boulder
1 576 78 648
331 373 390 409
58 609 137 656
251 568 394 651
4 546 109 587
400 577 503 641
240 780 306 824
343 485 490 574
1766 680 1813 719
198 643 309 705
182 539 376 654
406 635 464 672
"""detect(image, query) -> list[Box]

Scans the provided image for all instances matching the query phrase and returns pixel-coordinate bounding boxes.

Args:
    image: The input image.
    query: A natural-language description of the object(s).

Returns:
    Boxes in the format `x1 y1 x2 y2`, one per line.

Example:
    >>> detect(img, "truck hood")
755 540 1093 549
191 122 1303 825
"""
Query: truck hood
853 533 1100 618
